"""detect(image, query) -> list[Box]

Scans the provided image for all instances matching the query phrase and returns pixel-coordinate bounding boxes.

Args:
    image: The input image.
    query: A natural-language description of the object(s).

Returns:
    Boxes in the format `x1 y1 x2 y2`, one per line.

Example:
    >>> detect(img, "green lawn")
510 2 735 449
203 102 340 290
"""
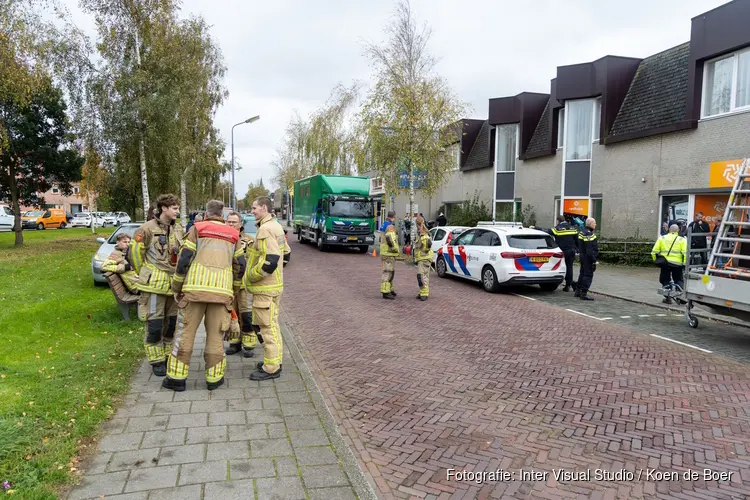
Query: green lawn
0 228 145 499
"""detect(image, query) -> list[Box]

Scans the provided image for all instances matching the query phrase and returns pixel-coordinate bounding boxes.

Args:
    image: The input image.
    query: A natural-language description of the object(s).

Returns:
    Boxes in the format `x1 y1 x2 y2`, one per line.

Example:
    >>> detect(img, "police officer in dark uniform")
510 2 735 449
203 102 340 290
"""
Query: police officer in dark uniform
533 215 579 291
575 217 598 301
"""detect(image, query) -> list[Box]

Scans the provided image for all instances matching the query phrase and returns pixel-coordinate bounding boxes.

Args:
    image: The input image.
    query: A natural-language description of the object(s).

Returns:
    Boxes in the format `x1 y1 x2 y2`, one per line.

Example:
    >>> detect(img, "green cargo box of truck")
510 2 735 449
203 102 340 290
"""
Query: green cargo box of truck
293 174 377 252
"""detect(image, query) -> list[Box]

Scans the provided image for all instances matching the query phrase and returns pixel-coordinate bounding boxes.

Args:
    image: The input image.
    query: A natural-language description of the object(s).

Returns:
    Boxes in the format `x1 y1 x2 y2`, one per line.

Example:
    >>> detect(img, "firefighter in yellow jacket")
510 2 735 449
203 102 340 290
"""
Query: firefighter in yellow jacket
162 200 246 392
128 193 184 377
102 232 140 293
380 211 400 299
414 216 433 301
225 211 258 357
244 196 285 381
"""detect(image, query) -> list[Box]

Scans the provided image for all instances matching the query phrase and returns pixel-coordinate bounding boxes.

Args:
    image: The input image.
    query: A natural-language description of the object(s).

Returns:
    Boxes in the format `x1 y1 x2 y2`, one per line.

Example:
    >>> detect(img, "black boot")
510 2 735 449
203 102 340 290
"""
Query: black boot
662 297 673 304
389 291 397 297
257 361 282 373
574 289 581 297
161 377 186 392
562 285 570 292
225 344 242 355
580 294 594 301
419 296 427 301
207 378 224 391
382 293 395 300
243 348 255 358
151 362 167 377
249 369 281 381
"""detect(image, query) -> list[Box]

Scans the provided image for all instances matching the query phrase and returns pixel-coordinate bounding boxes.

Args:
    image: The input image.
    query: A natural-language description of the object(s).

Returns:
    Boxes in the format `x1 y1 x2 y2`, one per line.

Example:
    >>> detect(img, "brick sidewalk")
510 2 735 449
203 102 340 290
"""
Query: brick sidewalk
67 324 374 500
281 239 750 499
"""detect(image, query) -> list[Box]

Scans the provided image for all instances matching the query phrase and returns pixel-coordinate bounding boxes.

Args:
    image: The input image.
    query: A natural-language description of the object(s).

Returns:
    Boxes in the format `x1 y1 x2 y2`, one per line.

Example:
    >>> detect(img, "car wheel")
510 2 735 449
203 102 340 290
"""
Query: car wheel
59 222 66 229
94 279 108 287
482 265 500 293
436 257 447 278
539 282 559 292
37 223 44 230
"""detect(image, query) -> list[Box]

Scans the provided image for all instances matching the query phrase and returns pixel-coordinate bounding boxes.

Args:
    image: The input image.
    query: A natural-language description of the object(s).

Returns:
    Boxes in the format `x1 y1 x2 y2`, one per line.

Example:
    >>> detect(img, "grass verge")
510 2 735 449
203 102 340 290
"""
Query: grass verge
0 228 144 499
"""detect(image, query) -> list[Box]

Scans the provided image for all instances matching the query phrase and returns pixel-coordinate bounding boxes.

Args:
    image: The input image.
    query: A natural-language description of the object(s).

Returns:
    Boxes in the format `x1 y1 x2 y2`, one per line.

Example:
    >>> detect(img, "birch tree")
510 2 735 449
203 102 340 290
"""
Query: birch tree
355 0 466 246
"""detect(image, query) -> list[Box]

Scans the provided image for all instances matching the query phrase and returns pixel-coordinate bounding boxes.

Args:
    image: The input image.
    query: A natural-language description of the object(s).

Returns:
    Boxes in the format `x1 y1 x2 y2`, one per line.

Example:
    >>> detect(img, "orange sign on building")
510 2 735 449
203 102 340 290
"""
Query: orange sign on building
563 198 589 216
709 159 744 188
694 194 729 226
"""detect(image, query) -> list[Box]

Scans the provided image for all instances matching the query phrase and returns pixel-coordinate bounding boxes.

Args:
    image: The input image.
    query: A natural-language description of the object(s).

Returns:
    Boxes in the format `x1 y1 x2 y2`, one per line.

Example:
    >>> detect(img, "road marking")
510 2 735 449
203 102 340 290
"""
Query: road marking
656 314 667 317
600 317 612 321
650 334 712 353
511 293 537 301
638 314 650 318
566 309 608 321
620 315 631 319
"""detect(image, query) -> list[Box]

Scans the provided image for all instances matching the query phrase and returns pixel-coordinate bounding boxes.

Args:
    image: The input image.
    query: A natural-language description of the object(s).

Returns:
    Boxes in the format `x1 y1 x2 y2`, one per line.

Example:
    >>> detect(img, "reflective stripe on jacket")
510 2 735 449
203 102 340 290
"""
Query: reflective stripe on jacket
244 214 285 295
414 232 433 262
380 225 400 258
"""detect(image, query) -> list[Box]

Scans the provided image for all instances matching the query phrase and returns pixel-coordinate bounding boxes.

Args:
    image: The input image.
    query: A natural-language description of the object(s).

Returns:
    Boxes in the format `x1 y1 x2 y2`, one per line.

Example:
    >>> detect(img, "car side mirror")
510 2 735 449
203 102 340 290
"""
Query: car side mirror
96 237 106 244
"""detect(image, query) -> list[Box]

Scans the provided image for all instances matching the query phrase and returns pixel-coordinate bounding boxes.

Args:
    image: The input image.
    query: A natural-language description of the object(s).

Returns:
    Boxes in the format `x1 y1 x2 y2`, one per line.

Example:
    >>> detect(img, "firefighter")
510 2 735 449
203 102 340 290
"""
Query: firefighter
163 200 246 392
380 211 400 299
129 194 184 377
414 216 433 301
532 215 579 291
225 211 258 357
244 196 286 381
102 232 140 293
575 217 599 301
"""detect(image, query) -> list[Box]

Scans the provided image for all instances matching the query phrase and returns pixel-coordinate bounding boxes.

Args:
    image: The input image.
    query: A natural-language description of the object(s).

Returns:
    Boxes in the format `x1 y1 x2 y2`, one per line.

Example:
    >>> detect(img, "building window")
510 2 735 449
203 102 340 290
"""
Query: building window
452 143 460 170
495 124 518 172
557 109 565 149
73 187 79 194
565 99 594 161
593 98 601 142
51 187 59 194
495 201 521 221
702 48 750 118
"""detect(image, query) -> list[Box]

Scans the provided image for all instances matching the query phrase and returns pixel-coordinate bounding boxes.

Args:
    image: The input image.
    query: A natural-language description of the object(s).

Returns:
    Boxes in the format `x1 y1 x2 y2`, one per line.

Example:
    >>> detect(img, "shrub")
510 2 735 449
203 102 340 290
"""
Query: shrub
597 237 654 266
448 192 492 227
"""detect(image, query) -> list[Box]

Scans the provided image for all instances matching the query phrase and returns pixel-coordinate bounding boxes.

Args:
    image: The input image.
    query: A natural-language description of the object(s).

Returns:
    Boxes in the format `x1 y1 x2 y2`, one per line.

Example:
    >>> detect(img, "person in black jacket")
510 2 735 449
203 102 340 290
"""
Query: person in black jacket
688 212 711 268
532 215 579 291
575 217 599 301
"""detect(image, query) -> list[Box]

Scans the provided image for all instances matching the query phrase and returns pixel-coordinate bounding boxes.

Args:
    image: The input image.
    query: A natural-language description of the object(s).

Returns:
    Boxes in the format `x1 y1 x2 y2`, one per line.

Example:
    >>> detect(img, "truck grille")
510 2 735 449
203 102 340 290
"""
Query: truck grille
332 225 370 236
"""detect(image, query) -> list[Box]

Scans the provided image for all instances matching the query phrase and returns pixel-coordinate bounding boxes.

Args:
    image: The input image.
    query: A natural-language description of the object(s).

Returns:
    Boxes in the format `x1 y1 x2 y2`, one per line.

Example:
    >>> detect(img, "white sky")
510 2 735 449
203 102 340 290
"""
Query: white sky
60 0 727 199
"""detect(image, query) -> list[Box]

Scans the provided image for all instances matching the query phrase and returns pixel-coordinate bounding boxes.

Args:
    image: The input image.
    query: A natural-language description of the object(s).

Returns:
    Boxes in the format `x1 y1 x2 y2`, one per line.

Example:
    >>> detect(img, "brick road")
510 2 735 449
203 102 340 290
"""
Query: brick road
281 238 750 499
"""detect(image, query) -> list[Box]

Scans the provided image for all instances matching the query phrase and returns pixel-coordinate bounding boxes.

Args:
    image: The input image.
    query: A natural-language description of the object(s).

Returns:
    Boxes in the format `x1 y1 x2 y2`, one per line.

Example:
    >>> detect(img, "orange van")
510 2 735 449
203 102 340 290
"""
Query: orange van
29 209 68 230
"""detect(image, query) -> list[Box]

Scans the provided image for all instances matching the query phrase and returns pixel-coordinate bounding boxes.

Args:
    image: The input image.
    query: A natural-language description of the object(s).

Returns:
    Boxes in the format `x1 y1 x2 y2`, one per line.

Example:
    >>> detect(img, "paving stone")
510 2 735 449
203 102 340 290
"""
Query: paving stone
206 441 250 461
255 476 306 500
108 448 160 472
93 493 147 500
227 423 267 441
274 457 301 477
289 429 330 448
261 397 281 410
83 452 111 475
186 426 227 444
307 487 358 500
156 444 205 465
203 479 255 500
140 428 186 449
207 388 244 400
124 465 179 492
284 416 323 431
119 403 154 418
229 457 276 479
300 465 350 489
151 401 191 415
98 432 143 452
137 392 174 404
274 382 306 393
250 438 294 458
209 411 246 426
178 460 227 485
144 485 201 500
68 471 128 499
100 417 129 434
190 400 228 413
267 423 287 439
277 391 310 404
280 403 316 416
295 446 338 466
168 412 208 429
245 409 284 424
228 398 263 411
125 416 168 433
244 387 277 399
171 390 207 401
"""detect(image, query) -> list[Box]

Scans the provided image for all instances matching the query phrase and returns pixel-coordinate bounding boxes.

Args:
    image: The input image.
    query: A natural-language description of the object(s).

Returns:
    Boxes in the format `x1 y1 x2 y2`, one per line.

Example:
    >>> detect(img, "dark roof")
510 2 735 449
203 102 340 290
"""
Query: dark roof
462 120 491 171
608 43 690 139
524 99 553 159
459 119 485 166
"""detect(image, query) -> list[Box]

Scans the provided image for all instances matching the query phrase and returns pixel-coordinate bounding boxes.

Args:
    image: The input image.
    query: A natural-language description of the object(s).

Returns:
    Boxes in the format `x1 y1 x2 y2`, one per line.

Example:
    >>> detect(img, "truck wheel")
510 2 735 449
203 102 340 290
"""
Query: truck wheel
316 233 327 251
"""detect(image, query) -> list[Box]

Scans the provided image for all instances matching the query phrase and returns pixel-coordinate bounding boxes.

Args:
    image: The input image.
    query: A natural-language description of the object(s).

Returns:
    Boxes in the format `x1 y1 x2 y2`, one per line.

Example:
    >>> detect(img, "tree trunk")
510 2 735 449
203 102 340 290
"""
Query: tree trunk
139 135 150 217
180 159 193 225
9 162 23 247
408 159 416 256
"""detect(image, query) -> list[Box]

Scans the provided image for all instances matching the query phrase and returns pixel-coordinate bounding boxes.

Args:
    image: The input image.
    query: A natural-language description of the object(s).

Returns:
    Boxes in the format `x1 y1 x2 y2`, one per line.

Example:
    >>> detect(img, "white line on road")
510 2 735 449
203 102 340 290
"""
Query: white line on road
650 334 712 353
511 293 537 301
656 314 667 317
638 314 650 317
620 315 631 318
566 309 608 321
600 317 612 321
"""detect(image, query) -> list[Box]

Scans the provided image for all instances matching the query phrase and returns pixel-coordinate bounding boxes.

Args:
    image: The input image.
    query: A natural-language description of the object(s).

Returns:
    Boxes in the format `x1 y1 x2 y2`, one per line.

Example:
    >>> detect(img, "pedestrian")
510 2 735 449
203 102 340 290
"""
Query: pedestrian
437 212 447 227
574 217 598 301
688 212 710 269
651 224 687 304
102 232 140 293
532 215 579 292
414 216 433 301
225 211 258 357
128 194 185 376
162 200 246 392
244 196 286 381
379 211 400 299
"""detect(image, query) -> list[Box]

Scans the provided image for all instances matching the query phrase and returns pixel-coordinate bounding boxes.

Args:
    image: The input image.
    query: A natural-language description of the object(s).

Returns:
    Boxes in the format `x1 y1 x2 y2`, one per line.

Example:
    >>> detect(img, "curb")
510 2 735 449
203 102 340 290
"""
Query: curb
279 313 380 500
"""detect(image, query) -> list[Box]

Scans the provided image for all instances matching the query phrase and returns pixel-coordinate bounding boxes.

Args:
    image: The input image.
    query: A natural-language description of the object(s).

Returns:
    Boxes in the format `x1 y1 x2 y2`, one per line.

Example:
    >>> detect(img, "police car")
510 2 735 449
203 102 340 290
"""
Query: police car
435 222 566 292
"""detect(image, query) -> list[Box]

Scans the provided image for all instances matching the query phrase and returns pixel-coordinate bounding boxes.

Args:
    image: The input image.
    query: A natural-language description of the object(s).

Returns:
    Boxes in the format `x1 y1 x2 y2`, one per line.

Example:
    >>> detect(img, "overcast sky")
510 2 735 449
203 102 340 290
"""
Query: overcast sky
61 0 726 199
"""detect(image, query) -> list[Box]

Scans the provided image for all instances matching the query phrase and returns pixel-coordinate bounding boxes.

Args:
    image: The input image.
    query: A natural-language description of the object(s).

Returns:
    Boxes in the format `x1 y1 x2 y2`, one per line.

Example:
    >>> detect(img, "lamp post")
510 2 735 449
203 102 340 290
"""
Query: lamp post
231 115 260 209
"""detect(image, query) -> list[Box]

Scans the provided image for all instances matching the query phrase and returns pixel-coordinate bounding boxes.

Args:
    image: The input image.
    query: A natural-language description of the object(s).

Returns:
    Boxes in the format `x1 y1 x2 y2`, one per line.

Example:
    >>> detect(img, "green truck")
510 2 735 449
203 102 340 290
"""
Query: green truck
293 174 377 252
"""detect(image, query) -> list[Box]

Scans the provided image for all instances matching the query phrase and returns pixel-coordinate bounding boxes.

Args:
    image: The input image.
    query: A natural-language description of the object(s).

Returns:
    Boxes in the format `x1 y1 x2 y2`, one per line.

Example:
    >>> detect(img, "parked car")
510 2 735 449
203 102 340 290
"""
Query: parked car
23 208 69 230
435 222 566 292
92 223 140 286
20 210 44 230
113 212 131 225
0 205 15 232
71 212 103 228
102 212 118 226
428 225 471 264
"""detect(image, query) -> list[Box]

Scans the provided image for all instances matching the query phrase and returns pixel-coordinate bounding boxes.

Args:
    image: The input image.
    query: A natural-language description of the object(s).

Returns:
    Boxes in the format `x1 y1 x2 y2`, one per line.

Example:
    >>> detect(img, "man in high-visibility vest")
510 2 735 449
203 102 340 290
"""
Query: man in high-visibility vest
413 216 433 301
379 211 400 299
651 224 687 304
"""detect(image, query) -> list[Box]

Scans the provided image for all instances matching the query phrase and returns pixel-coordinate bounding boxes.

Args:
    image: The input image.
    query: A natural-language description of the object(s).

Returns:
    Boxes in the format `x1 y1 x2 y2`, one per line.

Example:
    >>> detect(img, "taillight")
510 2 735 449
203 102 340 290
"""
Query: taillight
501 252 526 259
552 252 563 258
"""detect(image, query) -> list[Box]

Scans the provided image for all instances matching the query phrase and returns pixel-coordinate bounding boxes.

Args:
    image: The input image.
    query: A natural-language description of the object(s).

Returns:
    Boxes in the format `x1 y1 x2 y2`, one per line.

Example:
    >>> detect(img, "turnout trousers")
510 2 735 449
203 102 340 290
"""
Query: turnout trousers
254 294 282 374
417 260 430 297
140 292 177 365
381 257 396 294
227 288 258 350
168 301 230 383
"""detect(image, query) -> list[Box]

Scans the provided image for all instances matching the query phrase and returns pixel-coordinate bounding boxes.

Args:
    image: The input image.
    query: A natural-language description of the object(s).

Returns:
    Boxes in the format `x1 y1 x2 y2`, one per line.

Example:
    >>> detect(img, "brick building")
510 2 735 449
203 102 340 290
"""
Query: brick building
17 182 97 214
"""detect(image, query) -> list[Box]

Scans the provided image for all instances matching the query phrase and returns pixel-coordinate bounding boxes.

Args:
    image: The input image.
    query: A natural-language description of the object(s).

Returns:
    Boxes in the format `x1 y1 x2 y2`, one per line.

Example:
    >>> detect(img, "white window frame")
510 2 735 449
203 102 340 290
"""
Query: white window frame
556 109 565 150
701 47 750 119
494 123 518 173
563 98 595 162
454 143 460 170
593 97 602 142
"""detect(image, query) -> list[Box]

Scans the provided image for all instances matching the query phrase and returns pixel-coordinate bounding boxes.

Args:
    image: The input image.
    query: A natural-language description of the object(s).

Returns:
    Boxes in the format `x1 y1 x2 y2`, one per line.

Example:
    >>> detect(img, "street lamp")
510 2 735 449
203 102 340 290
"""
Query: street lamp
231 115 260 209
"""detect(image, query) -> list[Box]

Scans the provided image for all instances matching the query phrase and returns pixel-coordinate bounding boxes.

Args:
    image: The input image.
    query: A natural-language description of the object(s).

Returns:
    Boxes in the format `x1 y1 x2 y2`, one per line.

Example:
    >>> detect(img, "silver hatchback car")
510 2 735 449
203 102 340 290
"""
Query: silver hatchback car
92 223 141 286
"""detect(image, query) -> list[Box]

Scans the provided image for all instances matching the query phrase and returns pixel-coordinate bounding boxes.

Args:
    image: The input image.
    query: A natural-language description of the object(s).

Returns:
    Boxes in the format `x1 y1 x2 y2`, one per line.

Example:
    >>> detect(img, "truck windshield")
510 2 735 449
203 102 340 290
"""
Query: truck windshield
328 200 372 218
